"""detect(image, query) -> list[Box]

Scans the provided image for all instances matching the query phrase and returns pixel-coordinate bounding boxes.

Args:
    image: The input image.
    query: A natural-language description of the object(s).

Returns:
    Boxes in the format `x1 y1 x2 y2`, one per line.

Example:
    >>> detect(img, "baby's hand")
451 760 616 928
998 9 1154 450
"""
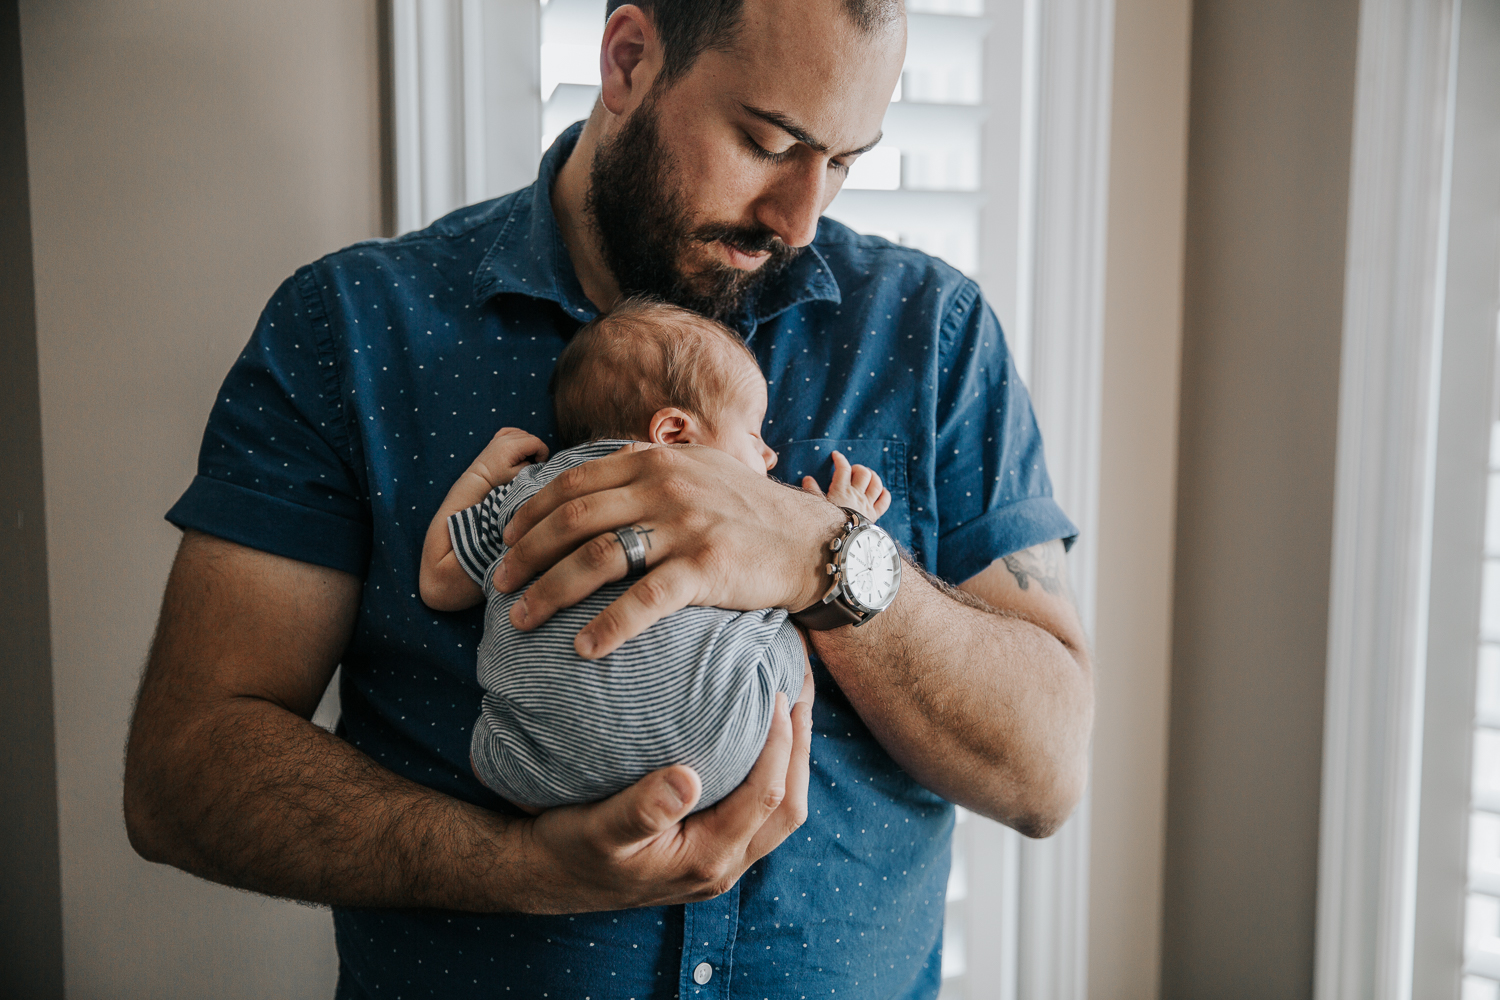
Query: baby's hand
801 450 891 522
467 427 549 491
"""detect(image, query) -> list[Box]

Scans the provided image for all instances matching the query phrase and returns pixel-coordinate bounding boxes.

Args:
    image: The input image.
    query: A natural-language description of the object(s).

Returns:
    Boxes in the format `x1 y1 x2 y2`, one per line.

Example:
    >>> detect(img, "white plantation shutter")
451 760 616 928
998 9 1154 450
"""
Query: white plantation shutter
1465 393 1500 998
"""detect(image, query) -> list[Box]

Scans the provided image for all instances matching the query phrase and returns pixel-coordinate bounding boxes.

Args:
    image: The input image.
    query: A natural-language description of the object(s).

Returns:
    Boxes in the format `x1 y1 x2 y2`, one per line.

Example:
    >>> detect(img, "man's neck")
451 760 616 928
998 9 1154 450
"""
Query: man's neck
551 115 623 313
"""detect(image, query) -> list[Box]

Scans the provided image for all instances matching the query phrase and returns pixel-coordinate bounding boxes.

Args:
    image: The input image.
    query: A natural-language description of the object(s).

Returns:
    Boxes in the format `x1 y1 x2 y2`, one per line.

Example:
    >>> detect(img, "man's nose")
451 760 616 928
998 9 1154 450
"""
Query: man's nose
755 159 829 249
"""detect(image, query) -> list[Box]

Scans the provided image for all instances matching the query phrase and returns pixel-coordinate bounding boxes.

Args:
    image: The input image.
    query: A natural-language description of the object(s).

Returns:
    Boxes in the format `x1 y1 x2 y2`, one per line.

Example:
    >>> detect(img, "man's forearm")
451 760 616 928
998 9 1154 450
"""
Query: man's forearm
126 692 528 911
124 530 523 910
808 559 1093 836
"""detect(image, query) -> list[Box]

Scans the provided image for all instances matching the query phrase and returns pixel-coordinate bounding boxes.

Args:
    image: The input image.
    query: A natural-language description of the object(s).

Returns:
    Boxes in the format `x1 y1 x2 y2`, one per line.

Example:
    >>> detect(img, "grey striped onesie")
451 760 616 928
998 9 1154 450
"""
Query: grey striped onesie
449 440 806 812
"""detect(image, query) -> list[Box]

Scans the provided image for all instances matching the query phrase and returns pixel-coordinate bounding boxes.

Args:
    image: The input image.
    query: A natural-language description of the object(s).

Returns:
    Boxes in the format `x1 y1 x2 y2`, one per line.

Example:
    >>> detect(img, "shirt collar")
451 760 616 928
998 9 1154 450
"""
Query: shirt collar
472 121 841 329
473 123 598 321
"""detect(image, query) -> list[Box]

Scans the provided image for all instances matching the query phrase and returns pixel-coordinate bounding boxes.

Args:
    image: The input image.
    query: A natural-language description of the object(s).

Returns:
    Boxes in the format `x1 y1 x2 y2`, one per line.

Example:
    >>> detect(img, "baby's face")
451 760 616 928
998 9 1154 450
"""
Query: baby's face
700 370 778 475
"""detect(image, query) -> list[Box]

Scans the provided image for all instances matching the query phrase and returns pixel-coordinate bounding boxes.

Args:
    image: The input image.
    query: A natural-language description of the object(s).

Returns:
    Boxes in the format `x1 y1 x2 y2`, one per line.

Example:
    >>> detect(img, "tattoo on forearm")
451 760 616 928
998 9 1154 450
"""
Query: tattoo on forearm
1002 544 1067 596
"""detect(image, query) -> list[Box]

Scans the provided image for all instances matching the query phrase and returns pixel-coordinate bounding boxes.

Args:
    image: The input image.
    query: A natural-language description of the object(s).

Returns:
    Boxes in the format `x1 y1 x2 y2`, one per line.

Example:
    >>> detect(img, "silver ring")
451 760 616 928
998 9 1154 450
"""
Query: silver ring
613 526 648 578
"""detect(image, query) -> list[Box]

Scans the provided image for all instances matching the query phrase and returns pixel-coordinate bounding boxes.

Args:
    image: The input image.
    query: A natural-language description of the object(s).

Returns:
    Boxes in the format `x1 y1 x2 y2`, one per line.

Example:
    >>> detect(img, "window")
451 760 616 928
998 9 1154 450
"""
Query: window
1315 2 1500 996
1470 450 1500 989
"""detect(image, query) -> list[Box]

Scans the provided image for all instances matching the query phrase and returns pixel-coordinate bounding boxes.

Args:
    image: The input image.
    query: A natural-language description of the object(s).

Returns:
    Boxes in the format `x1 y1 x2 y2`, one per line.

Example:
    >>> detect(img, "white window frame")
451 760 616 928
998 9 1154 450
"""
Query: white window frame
391 0 540 234
1314 0 1500 996
390 2 1114 995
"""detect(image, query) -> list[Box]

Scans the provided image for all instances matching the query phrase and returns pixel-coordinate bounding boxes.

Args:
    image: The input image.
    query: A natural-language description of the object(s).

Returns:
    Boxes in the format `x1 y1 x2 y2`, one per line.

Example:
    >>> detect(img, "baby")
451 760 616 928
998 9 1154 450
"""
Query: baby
420 298 890 812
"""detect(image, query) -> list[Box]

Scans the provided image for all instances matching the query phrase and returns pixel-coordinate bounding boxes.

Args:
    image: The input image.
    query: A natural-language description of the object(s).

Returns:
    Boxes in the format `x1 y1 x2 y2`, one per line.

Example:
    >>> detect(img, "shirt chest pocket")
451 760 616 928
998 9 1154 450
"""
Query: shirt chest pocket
772 439 912 555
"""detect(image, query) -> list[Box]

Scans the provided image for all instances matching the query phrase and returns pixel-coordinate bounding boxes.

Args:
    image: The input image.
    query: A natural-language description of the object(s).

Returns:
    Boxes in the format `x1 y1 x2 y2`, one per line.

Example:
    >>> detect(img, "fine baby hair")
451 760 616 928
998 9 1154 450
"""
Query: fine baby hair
549 296 759 447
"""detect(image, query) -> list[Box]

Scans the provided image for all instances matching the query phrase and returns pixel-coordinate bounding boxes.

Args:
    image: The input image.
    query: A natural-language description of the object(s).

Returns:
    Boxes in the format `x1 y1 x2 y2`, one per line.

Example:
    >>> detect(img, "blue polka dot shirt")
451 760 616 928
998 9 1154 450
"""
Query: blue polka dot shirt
166 124 1077 1000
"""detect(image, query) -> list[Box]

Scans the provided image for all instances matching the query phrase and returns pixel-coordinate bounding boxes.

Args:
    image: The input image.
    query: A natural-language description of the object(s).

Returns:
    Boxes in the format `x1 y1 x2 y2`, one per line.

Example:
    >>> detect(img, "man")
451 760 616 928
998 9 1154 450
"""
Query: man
123 0 1093 996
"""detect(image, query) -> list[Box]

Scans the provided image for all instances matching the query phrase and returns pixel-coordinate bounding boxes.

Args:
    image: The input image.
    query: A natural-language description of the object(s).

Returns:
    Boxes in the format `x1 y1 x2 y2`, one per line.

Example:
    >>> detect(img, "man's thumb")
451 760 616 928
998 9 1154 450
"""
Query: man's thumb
600 766 701 844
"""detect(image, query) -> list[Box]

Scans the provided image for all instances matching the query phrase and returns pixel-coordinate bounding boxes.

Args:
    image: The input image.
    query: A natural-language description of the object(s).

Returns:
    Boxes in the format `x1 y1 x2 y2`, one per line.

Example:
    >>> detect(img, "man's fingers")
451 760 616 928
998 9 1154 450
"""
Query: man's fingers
508 524 662 631
495 486 647 593
694 693 795 847
743 691 814 861
592 765 701 848
573 562 699 658
501 446 658 547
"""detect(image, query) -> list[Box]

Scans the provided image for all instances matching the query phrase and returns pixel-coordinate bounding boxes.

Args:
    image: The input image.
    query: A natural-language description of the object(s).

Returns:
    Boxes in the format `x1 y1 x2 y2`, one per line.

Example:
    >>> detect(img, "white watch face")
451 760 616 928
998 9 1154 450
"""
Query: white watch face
842 526 902 611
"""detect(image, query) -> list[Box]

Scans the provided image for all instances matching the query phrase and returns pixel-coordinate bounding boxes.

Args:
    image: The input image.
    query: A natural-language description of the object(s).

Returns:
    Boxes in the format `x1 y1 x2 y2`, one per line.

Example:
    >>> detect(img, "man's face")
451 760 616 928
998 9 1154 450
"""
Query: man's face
587 0 905 321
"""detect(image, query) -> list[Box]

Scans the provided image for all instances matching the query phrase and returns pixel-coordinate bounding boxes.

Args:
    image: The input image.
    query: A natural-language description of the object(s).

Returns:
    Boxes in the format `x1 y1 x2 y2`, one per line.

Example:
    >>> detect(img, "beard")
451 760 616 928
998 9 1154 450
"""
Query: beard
585 97 802 323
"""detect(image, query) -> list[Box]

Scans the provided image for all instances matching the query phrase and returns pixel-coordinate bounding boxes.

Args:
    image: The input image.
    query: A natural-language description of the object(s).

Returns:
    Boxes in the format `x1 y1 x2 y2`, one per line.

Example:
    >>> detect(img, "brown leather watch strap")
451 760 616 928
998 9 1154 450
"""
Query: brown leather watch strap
791 593 863 630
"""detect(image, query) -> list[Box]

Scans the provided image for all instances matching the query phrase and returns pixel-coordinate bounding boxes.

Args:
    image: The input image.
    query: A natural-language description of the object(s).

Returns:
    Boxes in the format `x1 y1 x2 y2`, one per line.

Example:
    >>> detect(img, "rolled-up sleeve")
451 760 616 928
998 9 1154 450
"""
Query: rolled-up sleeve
166 269 371 575
932 281 1077 585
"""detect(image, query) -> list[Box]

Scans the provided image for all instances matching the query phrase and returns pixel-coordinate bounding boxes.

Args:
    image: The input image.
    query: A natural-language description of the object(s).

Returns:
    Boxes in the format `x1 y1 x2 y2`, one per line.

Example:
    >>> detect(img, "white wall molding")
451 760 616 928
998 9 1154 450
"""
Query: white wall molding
1314 0 1461 996
391 0 540 235
1012 0 1116 995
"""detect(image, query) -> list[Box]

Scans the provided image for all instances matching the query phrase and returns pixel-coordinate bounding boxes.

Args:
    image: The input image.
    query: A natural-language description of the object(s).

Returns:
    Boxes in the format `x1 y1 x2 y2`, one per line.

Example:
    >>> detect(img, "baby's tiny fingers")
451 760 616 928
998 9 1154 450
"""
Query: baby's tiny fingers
801 476 825 497
848 464 873 491
874 488 892 517
862 468 885 497
829 451 852 486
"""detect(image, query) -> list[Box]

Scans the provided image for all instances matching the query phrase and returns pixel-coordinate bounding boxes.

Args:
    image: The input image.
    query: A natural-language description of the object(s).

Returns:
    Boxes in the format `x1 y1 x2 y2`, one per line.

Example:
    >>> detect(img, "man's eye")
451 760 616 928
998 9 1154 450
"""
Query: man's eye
745 134 793 163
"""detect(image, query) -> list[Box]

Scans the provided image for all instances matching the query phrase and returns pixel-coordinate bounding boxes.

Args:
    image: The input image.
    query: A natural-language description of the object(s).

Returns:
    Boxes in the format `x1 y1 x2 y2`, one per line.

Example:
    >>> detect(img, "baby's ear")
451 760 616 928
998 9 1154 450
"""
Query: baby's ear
648 407 700 445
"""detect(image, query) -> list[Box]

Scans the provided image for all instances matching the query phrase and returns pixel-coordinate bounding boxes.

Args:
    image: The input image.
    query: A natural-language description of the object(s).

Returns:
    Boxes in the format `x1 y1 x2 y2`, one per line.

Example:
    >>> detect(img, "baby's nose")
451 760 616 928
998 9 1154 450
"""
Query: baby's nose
763 444 778 472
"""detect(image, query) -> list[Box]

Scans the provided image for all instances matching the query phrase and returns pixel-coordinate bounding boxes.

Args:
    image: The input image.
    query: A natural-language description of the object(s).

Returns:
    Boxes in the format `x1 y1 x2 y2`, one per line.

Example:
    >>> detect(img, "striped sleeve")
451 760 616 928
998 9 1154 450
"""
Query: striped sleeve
447 484 509 588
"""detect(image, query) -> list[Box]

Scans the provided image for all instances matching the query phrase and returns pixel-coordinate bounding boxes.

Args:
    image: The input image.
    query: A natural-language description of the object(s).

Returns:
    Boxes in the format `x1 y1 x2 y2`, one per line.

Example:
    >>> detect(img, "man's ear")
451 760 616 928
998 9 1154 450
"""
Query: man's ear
600 5 661 116
649 408 700 445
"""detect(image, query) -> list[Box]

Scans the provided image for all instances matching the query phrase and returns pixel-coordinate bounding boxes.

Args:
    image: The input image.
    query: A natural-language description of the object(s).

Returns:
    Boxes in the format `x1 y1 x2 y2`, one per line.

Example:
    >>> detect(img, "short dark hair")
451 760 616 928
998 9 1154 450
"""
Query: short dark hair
606 0 904 86
550 297 761 448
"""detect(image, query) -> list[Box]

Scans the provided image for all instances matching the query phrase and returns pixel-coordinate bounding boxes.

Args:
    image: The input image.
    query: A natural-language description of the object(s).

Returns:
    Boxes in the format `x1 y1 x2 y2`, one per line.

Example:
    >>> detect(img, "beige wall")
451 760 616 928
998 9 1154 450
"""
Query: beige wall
1087 0 1192 995
19 1 385 995
1161 0 1360 996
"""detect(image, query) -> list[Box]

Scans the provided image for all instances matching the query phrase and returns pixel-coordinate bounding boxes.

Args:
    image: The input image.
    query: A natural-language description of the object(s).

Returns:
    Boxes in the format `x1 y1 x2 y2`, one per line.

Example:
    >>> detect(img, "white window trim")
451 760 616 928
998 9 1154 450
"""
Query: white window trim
1412 0 1500 992
390 3 1114 994
1004 0 1113 995
1313 0 1463 996
391 0 540 235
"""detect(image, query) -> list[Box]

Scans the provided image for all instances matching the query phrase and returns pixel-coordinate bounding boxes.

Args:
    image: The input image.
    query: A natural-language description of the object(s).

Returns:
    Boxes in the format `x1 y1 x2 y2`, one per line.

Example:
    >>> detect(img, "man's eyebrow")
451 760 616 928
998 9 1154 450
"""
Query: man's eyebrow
740 103 883 157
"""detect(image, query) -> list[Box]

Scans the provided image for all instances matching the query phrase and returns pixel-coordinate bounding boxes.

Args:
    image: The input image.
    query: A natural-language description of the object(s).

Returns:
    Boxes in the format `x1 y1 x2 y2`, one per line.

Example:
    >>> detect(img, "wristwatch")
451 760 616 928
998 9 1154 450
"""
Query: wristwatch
792 507 903 630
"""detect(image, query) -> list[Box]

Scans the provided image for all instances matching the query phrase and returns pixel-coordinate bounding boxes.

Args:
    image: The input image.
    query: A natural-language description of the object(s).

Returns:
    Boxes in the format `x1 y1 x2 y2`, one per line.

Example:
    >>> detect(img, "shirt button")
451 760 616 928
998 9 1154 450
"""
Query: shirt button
693 962 713 985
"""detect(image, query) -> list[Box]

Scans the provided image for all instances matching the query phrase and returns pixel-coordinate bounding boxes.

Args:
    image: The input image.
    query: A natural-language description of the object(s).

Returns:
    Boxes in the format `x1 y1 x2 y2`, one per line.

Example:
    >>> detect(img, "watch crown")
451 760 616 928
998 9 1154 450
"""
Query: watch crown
826 562 837 575
830 537 843 552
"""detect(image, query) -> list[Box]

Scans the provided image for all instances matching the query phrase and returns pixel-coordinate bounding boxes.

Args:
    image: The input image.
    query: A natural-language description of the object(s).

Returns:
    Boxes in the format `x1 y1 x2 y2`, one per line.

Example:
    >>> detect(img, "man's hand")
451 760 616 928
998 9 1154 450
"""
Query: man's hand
495 443 843 658
125 530 815 912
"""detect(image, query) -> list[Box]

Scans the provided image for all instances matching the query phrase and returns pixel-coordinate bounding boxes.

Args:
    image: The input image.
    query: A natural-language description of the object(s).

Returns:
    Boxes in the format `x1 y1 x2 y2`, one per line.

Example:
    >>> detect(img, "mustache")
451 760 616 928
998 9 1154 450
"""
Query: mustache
691 224 794 258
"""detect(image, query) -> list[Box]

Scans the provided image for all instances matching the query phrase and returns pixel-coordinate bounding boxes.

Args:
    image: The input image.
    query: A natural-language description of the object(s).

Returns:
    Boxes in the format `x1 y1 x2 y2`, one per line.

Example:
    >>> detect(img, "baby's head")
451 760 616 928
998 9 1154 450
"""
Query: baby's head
550 297 778 474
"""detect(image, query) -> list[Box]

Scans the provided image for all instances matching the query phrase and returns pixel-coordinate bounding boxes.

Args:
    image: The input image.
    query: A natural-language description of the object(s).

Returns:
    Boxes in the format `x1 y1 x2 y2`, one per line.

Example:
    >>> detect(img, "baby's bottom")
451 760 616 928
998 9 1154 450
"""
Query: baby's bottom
471 751 542 814
470 605 806 814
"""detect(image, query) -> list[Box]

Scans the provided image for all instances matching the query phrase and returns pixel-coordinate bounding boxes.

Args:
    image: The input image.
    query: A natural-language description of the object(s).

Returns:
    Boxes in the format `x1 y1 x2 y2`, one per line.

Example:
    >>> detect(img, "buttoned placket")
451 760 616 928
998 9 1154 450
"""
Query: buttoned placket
677 884 740 999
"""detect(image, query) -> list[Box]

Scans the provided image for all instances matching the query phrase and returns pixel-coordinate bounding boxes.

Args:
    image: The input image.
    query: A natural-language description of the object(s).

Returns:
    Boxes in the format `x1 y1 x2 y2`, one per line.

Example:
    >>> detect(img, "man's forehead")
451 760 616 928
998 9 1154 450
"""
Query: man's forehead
705 0 905 145
728 0 904 76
